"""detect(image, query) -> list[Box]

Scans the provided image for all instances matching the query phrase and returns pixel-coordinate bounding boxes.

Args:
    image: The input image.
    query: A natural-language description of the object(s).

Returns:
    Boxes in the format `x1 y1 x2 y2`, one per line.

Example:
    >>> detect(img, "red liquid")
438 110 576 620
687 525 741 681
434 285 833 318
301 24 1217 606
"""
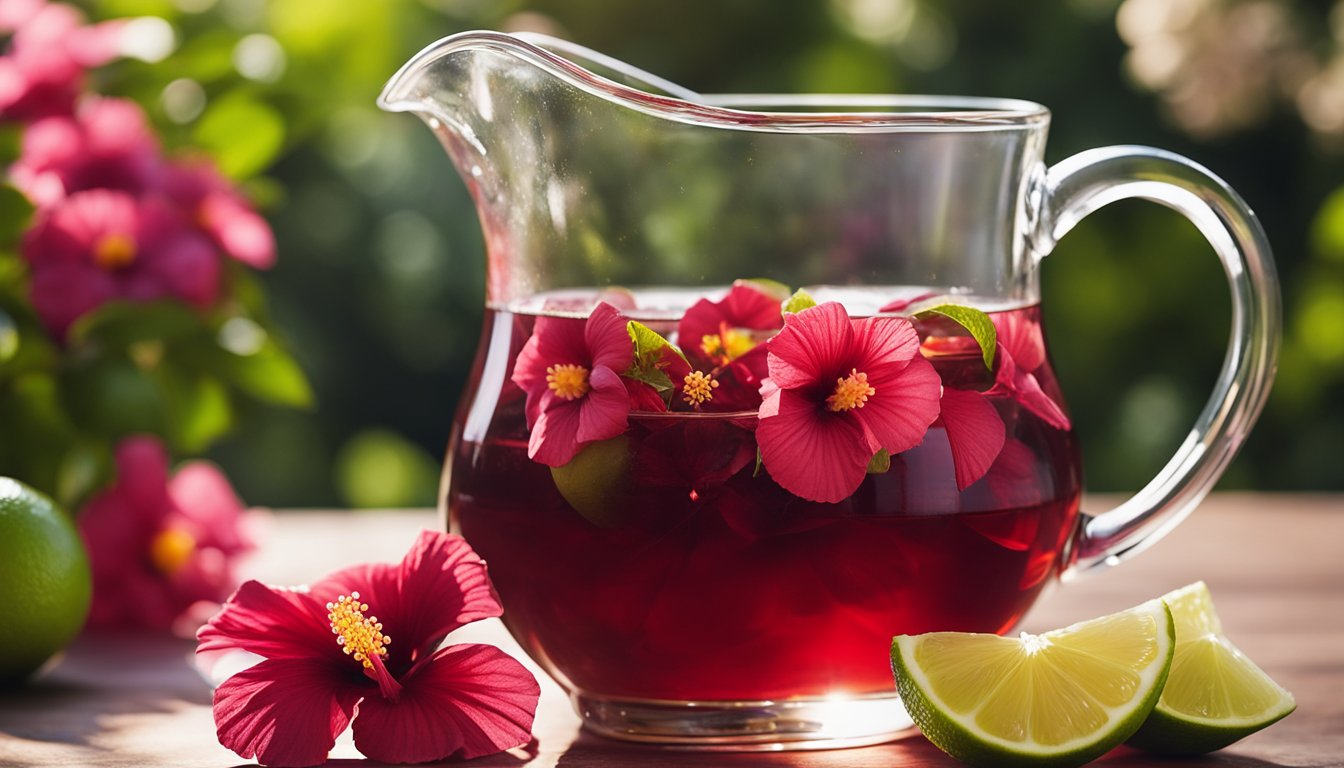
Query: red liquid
447 300 1081 701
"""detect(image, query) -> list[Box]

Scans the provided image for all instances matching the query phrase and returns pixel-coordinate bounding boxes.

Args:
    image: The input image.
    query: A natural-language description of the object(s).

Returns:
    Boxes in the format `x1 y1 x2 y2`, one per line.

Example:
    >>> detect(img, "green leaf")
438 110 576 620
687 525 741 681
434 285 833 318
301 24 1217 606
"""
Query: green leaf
915 304 997 370
739 278 792 301
159 367 233 453
782 288 818 314
216 339 315 408
625 320 685 397
0 185 34 246
68 301 206 350
866 449 891 474
193 92 286 179
0 308 17 364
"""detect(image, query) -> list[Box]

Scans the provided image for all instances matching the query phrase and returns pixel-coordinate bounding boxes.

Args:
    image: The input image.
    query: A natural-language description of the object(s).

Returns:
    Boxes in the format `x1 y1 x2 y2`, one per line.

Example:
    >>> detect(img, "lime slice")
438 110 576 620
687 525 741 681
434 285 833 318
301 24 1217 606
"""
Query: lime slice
891 599 1174 768
1127 582 1295 755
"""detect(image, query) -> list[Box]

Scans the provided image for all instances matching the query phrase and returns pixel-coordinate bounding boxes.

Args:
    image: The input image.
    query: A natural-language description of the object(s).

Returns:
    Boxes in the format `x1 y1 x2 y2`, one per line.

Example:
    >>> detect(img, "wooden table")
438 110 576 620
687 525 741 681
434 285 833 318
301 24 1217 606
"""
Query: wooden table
2 494 1341 767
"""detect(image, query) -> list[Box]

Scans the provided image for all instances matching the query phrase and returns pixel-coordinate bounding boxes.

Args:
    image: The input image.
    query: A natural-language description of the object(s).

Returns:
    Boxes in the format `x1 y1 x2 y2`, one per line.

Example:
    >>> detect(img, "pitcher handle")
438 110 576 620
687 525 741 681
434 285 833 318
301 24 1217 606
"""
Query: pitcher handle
1035 146 1281 576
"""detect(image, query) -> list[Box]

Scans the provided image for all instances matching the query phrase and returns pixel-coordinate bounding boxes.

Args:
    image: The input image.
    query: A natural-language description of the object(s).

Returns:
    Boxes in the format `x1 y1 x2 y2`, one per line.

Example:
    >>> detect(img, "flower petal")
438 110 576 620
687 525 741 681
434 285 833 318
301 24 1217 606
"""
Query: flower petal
851 354 942 455
1012 366 1072 430
213 658 360 768
994 310 1046 372
575 365 629 443
197 580 335 661
757 388 872 503
939 388 1007 490
585 301 634 373
351 644 540 764
311 531 501 671
527 393 584 467
851 315 922 376
766 302 855 390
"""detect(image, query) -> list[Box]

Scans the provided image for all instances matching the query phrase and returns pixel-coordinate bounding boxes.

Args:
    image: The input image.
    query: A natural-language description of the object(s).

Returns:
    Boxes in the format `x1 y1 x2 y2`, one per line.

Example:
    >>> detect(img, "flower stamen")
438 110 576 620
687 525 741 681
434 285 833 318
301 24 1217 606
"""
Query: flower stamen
93 233 137 270
826 369 875 412
149 527 196 576
327 592 391 670
682 370 719 406
546 363 590 400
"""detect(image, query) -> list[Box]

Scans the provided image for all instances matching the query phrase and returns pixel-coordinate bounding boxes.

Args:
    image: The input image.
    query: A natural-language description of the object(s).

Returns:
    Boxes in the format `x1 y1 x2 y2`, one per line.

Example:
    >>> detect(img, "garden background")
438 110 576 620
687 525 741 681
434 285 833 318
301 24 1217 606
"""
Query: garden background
11 0 1344 507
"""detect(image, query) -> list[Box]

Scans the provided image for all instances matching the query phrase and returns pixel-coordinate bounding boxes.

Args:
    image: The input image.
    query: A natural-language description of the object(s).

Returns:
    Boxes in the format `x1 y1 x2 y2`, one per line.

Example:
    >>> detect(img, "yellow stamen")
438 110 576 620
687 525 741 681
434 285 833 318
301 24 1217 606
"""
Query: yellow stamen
826 369 875 412
327 592 391 670
148 528 196 576
546 363 590 400
699 329 755 362
682 370 719 406
93 233 136 270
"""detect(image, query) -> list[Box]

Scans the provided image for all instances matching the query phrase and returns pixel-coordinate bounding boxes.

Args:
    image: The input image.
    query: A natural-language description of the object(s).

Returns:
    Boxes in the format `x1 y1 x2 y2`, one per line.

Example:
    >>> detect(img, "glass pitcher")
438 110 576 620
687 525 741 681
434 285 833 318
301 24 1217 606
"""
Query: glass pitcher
379 31 1278 748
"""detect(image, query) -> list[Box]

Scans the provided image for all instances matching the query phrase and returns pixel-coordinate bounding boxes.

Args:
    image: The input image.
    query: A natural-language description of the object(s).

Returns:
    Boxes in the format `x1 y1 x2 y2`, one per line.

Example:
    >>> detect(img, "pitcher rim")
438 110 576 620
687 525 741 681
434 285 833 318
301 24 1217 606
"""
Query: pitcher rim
379 30 1051 133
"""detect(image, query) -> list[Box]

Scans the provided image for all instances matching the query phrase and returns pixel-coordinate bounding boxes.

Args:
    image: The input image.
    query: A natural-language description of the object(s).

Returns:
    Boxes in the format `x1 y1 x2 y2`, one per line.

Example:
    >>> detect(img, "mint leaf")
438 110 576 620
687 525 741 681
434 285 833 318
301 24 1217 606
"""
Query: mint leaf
915 304 997 370
625 320 684 398
782 288 817 315
866 449 891 474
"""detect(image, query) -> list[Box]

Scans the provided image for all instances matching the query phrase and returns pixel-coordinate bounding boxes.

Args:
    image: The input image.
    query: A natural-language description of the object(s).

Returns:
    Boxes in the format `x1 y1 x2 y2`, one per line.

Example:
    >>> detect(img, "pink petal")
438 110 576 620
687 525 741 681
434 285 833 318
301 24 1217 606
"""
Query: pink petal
1012 366 1072 430
994 311 1046 372
511 315 586 427
527 393 584 467
196 580 337 661
584 301 633 373
351 644 539 763
201 193 275 268
213 658 360 768
766 302 855 390
575 365 628 443
851 354 942 455
625 377 668 412
28 262 116 337
852 315 921 372
757 388 872 503
168 461 252 555
113 436 173 511
142 228 221 307
939 388 1007 490
877 291 939 313
312 531 501 670
677 281 783 352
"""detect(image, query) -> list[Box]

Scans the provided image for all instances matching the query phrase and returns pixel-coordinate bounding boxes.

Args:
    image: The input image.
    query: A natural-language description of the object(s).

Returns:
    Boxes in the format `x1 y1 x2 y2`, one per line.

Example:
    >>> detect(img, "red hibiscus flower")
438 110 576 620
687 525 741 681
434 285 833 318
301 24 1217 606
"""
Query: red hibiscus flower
78 436 256 632
12 97 159 205
676 281 783 410
22 188 221 336
756 301 942 503
197 530 540 768
510 301 634 466
0 2 124 122
989 310 1071 430
161 159 276 269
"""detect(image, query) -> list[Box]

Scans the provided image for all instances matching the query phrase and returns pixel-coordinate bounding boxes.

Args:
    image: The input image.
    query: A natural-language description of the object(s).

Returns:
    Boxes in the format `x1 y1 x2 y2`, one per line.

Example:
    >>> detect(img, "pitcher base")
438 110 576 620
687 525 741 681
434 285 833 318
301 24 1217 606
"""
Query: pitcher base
572 691 916 750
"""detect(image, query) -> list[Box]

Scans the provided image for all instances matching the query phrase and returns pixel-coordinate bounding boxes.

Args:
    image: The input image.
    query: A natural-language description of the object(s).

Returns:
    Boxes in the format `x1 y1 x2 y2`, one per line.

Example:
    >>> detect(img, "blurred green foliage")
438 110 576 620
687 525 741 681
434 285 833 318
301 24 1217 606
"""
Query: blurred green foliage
68 0 1344 504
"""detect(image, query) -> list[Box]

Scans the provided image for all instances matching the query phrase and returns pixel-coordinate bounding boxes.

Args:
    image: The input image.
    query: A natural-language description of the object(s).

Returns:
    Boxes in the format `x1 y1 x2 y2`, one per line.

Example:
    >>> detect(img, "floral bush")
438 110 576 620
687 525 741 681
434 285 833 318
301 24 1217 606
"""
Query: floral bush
0 1 307 631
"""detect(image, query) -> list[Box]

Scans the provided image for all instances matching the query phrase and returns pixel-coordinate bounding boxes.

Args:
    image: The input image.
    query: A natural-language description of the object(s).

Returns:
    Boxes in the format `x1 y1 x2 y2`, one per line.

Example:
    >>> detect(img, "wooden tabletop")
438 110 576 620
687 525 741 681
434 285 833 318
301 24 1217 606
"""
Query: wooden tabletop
2 494 1341 768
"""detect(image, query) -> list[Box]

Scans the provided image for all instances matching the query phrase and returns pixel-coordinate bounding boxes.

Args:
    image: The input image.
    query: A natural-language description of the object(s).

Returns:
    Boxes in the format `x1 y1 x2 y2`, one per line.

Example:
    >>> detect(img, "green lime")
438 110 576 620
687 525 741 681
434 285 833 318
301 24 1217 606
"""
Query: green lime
1127 582 1295 754
0 477 92 684
891 598 1174 768
550 435 630 528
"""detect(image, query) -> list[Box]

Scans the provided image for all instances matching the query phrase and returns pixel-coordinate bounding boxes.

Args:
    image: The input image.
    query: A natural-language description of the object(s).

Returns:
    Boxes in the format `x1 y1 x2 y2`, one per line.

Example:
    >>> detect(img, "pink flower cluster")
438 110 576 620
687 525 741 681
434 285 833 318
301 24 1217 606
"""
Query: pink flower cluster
2 1 274 338
511 282 1073 504
78 436 257 633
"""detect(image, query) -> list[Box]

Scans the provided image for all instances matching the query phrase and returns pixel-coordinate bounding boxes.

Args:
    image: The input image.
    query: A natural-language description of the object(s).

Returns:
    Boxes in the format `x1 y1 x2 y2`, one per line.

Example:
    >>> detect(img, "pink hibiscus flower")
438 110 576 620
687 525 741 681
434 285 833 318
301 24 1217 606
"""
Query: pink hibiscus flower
197 530 540 767
989 310 1071 430
0 2 124 122
675 281 783 410
11 97 160 206
756 301 942 503
161 159 276 269
510 301 634 466
22 188 221 336
77 436 256 632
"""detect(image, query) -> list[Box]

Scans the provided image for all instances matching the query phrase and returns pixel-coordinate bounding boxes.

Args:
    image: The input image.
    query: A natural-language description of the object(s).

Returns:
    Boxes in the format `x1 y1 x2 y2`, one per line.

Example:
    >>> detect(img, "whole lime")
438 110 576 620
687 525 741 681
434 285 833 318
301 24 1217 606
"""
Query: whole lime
0 477 92 684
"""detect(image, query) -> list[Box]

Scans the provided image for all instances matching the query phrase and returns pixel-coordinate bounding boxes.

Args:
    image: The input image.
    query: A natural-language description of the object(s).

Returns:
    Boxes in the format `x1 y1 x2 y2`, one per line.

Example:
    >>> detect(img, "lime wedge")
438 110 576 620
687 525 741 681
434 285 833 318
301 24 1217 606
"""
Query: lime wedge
891 599 1174 768
1127 582 1295 755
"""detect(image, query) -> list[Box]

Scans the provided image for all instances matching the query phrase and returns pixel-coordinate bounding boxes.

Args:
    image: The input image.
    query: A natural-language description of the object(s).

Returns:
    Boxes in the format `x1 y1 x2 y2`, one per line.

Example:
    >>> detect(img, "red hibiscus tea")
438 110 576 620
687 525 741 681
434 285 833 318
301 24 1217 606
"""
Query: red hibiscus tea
446 290 1081 703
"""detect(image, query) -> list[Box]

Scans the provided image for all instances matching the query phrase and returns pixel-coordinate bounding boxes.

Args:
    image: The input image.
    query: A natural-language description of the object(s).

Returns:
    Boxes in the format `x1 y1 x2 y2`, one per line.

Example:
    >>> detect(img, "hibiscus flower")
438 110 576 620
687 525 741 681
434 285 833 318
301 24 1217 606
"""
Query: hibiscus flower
21 188 220 336
78 436 256 632
676 281 783 410
197 530 539 767
510 301 634 466
161 158 276 269
0 2 124 122
989 310 1071 430
11 97 159 205
756 301 942 503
